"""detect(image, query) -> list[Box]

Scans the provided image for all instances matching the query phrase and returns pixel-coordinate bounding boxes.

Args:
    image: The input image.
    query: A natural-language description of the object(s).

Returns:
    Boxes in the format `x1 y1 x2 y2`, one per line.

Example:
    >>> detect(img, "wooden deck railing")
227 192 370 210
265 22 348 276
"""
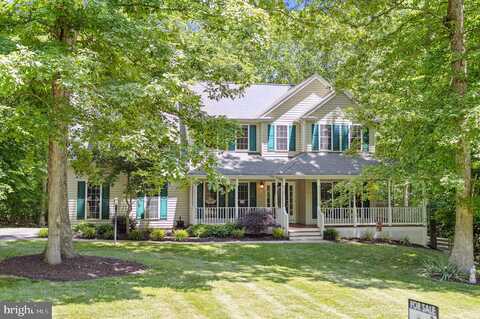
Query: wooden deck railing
323 207 424 226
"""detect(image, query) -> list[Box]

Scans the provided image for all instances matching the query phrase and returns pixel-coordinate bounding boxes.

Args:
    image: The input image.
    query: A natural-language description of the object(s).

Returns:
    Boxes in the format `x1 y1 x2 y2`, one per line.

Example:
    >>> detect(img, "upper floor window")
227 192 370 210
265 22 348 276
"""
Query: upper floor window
312 124 369 152
236 125 249 150
276 125 288 151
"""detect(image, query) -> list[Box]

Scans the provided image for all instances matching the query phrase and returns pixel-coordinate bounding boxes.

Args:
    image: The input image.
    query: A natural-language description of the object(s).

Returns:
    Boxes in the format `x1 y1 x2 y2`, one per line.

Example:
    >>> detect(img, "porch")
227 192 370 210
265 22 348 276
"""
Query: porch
189 177 427 233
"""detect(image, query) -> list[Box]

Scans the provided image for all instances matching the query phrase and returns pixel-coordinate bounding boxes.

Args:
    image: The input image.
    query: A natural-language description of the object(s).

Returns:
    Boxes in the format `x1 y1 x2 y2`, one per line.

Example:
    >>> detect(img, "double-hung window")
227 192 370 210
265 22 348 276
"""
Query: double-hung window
145 194 159 219
275 125 288 151
86 184 101 219
238 182 249 207
350 125 362 151
236 125 249 151
319 124 332 150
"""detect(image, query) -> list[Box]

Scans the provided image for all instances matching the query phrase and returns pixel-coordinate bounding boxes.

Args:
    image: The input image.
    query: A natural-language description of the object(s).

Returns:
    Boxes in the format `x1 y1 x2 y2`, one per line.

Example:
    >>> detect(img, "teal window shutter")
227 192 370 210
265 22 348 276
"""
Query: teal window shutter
101 184 110 219
362 127 370 152
228 189 235 207
196 183 204 207
332 124 341 151
312 182 318 219
341 125 349 151
249 125 257 152
160 184 168 220
289 125 296 151
228 141 235 151
249 182 257 207
267 124 275 151
77 181 85 220
312 124 319 151
136 193 144 219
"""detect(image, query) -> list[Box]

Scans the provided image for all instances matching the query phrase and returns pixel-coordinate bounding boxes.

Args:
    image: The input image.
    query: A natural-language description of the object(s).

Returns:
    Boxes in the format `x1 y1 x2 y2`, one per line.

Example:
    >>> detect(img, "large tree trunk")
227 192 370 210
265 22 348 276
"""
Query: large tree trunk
446 0 474 273
60 146 75 258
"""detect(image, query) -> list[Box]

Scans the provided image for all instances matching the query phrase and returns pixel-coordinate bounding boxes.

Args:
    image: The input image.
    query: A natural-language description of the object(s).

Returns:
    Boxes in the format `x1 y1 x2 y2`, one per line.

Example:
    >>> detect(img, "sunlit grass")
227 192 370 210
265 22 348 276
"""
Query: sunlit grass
0 240 478 319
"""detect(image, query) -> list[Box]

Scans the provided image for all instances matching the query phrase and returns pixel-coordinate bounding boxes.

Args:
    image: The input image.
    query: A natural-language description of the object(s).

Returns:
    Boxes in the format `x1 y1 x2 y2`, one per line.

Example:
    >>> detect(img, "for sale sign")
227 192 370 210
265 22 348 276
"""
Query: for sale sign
408 299 439 319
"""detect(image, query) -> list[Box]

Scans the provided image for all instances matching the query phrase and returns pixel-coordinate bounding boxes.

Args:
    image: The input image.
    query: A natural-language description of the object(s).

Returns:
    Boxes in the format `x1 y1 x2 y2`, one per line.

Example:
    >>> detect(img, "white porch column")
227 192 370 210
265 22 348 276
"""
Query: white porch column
190 183 196 225
235 177 239 219
281 178 286 213
387 179 392 226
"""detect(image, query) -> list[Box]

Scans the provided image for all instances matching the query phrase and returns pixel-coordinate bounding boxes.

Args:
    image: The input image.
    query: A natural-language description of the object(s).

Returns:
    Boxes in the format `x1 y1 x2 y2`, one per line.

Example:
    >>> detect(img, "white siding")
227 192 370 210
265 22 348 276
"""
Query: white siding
68 167 190 229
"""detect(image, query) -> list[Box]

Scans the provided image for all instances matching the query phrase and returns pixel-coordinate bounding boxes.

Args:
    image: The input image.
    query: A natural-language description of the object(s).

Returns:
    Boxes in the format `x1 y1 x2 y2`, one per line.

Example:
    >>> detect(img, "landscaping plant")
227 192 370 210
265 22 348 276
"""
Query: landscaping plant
237 211 276 235
174 229 189 241
323 229 340 241
150 229 166 241
38 228 48 238
272 227 284 240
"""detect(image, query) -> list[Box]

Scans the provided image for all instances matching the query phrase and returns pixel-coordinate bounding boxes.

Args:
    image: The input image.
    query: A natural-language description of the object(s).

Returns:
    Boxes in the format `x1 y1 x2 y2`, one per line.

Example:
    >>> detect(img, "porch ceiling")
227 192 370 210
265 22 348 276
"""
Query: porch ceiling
190 152 377 177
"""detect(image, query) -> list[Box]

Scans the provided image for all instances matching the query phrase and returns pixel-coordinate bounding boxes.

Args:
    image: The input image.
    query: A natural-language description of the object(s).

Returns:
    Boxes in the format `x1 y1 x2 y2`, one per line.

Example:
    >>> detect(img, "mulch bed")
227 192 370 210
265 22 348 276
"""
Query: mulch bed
0 254 146 282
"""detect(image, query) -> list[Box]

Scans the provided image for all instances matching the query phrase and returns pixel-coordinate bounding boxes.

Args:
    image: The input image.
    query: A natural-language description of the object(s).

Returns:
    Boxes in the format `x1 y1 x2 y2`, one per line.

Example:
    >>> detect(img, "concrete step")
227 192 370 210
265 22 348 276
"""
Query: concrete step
289 231 322 237
289 228 320 232
289 236 325 242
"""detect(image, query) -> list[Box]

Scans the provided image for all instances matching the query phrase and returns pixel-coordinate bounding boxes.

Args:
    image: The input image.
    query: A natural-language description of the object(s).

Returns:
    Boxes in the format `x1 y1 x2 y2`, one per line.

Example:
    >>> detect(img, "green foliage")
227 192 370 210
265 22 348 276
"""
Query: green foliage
323 228 340 241
96 224 114 239
361 230 374 241
38 228 48 238
150 229 166 241
174 229 189 241
128 230 145 241
80 226 96 239
231 228 245 239
422 259 466 282
400 236 411 246
73 222 96 234
272 227 284 239
187 224 238 238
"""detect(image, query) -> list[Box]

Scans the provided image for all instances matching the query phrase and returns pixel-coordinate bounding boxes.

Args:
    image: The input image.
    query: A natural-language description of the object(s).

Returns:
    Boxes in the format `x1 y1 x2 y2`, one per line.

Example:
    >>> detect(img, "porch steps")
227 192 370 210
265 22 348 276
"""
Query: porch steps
288 227 323 241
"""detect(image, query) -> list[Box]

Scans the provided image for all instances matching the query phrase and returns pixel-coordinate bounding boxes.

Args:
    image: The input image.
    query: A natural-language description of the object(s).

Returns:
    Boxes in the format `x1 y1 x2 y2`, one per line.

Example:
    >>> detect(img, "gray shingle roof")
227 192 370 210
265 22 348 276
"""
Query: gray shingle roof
190 152 377 177
191 83 293 119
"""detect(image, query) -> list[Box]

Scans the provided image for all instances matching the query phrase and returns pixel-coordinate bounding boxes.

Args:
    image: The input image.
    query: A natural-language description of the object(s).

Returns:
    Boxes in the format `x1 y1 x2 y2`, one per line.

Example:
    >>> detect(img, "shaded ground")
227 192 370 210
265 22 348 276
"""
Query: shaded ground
0 254 145 281
0 228 40 240
0 240 478 319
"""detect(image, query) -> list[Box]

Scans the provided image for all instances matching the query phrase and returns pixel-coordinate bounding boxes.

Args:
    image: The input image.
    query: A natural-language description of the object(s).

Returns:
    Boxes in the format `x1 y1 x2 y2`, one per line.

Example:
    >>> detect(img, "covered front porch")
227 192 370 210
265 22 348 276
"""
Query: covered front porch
189 177 427 234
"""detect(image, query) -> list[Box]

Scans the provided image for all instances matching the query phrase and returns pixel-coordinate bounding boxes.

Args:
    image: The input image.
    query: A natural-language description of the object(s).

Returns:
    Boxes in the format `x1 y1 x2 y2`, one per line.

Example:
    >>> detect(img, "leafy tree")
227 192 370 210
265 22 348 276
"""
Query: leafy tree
0 0 271 264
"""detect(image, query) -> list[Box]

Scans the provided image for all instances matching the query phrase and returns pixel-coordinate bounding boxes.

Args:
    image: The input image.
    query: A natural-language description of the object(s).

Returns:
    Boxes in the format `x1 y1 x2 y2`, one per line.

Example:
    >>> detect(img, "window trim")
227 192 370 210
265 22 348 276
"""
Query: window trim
235 124 250 152
140 185 168 220
202 182 251 207
82 182 103 220
314 123 366 152
275 124 289 152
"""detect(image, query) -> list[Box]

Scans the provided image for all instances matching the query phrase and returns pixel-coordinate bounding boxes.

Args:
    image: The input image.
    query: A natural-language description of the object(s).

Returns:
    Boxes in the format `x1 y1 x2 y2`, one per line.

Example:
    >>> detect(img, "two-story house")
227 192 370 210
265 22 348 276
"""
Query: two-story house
67 74 427 243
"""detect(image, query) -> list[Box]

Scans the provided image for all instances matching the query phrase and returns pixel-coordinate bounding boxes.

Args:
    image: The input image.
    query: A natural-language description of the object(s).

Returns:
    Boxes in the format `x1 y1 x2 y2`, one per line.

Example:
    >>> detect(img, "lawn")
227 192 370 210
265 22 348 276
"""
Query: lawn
0 240 478 319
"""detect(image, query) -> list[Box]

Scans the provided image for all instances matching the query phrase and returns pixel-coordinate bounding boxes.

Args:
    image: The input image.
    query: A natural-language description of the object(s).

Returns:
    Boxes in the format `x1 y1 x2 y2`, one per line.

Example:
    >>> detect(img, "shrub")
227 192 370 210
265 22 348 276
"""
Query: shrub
188 224 209 238
323 228 340 241
237 210 276 234
128 229 144 241
361 230 374 241
150 229 166 241
73 222 95 234
231 228 245 239
380 231 391 241
423 259 466 282
80 226 96 239
272 227 284 239
187 224 237 238
174 229 189 241
96 224 114 239
38 228 48 238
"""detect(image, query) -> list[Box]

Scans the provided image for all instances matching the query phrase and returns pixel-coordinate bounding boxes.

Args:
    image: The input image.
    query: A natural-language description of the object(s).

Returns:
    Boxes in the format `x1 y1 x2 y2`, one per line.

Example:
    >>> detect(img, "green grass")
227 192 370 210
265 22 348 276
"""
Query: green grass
0 240 478 319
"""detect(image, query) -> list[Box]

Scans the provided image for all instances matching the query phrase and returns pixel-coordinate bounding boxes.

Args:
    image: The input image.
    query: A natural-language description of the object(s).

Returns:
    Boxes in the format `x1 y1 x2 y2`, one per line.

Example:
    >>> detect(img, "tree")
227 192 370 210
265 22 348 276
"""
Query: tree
260 0 479 272
0 0 271 264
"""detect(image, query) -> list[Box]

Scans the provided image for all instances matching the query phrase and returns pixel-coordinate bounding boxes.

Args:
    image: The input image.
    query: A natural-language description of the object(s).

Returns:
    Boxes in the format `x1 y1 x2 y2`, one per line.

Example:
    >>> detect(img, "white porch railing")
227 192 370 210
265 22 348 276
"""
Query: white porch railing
323 207 424 226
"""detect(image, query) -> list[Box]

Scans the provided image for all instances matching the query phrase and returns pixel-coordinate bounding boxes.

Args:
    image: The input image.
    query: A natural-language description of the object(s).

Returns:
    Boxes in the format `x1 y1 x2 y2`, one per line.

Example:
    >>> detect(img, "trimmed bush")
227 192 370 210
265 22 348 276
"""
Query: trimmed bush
38 228 48 238
272 227 284 239
231 228 245 239
323 228 340 241
174 229 189 241
128 229 144 241
73 222 95 234
400 236 411 246
187 224 237 238
150 229 166 241
96 224 114 239
81 226 96 239
237 210 276 234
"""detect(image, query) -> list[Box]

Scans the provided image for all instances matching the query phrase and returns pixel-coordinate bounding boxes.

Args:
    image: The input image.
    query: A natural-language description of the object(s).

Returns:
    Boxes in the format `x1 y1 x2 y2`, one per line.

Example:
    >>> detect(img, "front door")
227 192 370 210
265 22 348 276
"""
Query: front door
266 182 296 223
